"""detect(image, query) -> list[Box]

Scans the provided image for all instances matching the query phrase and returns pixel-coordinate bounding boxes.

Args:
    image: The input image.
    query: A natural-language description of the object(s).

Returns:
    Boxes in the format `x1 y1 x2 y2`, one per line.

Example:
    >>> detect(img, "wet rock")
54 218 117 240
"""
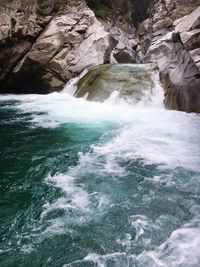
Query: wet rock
75 64 154 102
0 0 142 93
145 31 200 112
140 2 200 113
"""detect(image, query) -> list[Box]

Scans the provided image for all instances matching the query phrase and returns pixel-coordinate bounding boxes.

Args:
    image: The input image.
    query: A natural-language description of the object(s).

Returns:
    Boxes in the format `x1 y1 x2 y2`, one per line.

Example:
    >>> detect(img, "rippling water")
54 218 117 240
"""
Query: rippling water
0 84 200 266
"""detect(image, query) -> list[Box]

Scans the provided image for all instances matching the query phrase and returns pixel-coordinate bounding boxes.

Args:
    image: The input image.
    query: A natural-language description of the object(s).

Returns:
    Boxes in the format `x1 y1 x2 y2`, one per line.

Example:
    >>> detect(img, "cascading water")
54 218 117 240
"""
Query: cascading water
0 65 200 267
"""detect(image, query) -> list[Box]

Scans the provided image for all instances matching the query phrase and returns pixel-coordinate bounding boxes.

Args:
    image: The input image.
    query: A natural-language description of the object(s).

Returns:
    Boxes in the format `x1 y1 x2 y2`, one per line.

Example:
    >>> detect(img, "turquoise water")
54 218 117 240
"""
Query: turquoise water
0 92 200 267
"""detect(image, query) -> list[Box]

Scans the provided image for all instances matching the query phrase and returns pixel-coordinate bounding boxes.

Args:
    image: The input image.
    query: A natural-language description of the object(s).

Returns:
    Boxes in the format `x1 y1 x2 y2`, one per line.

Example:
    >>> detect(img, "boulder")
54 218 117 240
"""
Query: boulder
75 64 155 102
99 21 139 64
109 32 138 64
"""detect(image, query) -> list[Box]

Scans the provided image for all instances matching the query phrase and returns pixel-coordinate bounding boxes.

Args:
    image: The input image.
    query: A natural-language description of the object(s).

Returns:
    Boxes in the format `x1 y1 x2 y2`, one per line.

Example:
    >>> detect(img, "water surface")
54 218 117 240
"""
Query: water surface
0 89 200 267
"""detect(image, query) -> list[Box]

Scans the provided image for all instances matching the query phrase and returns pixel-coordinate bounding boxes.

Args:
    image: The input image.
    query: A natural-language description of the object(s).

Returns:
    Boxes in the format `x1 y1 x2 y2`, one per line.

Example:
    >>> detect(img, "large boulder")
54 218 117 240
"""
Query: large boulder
74 64 155 102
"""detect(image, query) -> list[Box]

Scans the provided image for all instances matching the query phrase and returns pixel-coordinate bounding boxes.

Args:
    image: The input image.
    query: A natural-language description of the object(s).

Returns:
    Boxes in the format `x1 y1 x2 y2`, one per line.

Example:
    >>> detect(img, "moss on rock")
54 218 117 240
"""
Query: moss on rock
75 64 154 102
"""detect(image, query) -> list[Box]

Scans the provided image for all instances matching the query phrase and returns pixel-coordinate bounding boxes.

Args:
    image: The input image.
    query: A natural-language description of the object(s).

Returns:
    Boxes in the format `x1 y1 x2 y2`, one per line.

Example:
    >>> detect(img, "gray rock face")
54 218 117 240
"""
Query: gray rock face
0 0 56 93
138 0 200 55
174 6 200 32
75 64 155 102
144 5 200 112
180 29 200 51
189 48 200 71
0 1 113 93
175 6 200 74
100 22 138 64
16 2 116 92
0 0 140 93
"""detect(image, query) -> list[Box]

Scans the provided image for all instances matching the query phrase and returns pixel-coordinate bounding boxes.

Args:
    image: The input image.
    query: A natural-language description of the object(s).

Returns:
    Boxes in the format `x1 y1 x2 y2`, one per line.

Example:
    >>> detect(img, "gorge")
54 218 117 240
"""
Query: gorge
0 1 200 267
0 0 200 112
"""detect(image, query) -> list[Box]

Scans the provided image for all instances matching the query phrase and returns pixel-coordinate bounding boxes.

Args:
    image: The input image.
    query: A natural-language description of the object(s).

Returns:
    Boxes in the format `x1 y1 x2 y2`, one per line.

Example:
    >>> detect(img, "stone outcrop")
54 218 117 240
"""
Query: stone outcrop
101 21 139 64
0 0 57 93
138 0 200 55
0 0 140 94
175 7 200 72
141 3 200 112
11 2 116 93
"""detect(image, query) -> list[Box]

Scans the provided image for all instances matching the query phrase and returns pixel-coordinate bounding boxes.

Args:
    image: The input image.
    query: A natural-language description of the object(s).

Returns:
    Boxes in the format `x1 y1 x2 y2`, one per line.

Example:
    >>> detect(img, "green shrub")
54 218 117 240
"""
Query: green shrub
93 5 110 19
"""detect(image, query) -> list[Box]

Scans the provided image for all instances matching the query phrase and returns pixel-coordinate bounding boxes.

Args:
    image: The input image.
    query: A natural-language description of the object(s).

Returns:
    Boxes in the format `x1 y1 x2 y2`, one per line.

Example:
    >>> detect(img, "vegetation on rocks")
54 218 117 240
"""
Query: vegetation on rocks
85 0 152 26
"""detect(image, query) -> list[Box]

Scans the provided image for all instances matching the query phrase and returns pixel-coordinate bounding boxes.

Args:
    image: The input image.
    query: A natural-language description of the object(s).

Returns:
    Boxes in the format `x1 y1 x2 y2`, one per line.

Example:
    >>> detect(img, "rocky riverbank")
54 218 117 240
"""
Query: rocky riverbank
140 0 200 112
0 0 200 112
0 0 139 93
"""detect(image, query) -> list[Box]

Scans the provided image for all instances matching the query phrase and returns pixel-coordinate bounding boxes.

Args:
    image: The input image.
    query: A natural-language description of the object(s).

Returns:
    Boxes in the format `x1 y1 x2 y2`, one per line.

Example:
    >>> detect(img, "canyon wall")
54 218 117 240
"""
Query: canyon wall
0 0 200 112
138 0 200 112
0 0 139 93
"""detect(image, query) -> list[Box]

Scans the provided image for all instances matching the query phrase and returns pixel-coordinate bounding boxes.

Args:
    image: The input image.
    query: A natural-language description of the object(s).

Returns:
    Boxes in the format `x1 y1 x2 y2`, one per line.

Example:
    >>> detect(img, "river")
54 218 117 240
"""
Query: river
0 74 200 266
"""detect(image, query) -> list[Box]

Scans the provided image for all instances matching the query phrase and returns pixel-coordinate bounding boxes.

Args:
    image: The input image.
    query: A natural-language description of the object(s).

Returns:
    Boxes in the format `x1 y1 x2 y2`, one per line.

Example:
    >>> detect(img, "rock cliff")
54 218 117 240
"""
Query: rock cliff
0 0 58 93
0 0 138 93
139 1 200 112
0 0 200 112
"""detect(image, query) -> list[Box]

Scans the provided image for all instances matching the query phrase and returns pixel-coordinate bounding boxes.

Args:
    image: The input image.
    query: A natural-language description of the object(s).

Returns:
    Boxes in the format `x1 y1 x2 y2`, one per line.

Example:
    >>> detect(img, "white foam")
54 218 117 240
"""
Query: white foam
21 244 34 254
43 173 89 213
1 70 200 263
62 219 200 267
2 77 199 172
63 68 89 96
137 218 200 267
63 252 137 267
130 215 150 241
0 70 164 128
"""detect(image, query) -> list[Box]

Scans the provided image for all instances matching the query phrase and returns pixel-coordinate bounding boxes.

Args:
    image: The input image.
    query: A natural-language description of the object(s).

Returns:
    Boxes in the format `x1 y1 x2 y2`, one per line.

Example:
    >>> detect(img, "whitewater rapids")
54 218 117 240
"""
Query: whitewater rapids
0 72 200 267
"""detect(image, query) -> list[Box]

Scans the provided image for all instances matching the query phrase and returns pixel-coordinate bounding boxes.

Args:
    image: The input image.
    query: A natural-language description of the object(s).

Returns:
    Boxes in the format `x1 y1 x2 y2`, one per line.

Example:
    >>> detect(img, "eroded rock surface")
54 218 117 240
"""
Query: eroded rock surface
14 2 117 93
101 21 139 64
0 0 140 93
0 0 57 93
142 3 200 112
